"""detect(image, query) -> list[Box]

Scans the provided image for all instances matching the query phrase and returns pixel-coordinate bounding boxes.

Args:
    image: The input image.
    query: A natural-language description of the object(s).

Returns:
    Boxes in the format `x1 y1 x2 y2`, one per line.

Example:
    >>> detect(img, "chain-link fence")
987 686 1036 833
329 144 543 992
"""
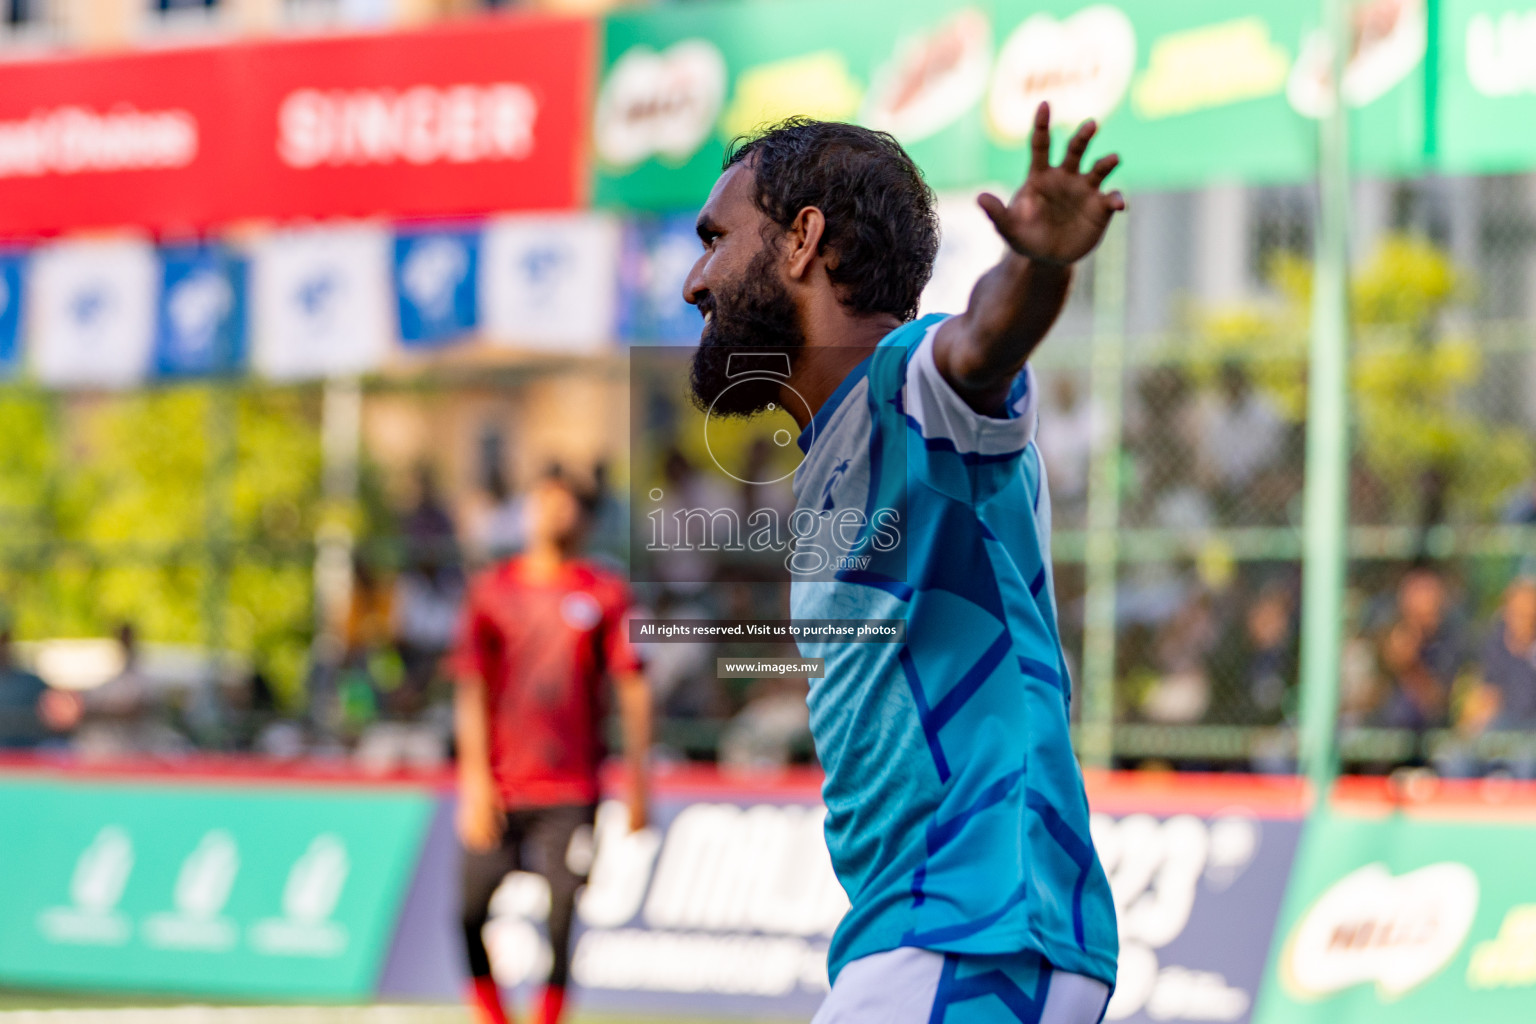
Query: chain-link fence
1043 175 1536 774
3 177 1535 776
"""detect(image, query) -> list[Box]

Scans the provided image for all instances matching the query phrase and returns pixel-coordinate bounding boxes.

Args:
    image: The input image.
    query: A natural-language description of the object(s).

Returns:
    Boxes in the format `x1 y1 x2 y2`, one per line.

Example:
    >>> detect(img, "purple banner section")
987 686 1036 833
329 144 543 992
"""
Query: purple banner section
1098 812 1302 1024
376 774 1304 1021
378 794 465 1001
377 787 840 1019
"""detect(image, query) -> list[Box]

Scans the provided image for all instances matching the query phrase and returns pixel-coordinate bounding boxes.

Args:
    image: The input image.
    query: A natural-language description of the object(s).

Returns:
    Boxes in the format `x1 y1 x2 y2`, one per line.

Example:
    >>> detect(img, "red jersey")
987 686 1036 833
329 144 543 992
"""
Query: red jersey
450 557 643 808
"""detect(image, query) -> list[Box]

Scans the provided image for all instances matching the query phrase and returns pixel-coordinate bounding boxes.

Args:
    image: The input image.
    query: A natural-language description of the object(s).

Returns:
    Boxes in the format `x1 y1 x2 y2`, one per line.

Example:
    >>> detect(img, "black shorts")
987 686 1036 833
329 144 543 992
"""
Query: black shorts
467 803 595 886
460 802 597 983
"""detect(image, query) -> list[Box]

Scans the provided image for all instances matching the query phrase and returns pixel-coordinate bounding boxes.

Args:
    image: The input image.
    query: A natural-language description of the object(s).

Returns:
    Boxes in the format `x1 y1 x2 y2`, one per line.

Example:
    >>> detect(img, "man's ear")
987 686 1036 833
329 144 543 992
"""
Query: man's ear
786 206 826 281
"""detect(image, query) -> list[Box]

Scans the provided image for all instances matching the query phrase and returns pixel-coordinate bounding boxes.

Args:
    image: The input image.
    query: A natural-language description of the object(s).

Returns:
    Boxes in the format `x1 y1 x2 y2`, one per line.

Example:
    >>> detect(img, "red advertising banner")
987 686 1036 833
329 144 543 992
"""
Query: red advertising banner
0 16 594 237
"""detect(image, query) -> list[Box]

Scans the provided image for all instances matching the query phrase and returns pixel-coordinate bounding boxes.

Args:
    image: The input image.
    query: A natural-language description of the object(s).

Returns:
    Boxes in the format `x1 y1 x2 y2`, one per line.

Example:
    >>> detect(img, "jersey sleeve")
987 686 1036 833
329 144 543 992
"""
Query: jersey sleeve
600 580 646 676
445 578 497 684
903 317 1038 458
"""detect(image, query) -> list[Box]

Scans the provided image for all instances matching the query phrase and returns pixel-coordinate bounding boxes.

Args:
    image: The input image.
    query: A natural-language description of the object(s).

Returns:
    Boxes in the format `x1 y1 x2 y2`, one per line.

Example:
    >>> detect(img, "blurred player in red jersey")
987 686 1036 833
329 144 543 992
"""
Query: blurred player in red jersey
453 471 652 1024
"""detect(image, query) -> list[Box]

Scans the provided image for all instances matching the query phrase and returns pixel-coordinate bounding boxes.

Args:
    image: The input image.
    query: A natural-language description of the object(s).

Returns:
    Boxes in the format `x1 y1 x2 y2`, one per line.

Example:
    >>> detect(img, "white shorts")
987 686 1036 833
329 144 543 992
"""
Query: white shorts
812 946 1111 1024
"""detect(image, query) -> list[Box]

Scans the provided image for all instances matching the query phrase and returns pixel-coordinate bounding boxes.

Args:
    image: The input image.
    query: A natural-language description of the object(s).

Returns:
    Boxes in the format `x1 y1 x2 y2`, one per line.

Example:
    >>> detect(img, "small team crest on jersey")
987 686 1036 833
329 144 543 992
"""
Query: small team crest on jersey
560 592 603 631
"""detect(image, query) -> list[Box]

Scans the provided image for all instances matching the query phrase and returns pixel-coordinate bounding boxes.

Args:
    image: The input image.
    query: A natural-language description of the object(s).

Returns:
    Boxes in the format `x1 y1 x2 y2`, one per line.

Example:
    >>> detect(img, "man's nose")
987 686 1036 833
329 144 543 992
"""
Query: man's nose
682 254 708 307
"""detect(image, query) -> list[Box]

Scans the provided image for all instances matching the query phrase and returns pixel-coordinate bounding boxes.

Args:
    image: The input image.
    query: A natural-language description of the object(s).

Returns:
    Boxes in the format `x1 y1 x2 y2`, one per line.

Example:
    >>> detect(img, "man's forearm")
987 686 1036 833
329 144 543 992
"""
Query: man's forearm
936 253 1072 414
616 672 653 805
454 677 494 787
934 104 1122 412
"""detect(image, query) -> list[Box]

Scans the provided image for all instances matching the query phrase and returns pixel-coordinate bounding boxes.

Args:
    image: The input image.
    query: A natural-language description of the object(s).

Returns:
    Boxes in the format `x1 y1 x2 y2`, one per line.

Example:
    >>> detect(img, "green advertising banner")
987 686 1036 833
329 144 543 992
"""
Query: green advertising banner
1253 809 1536 1023
1437 0 1536 174
1340 0 1432 177
592 0 985 209
0 779 434 999
981 0 1318 191
593 0 1430 211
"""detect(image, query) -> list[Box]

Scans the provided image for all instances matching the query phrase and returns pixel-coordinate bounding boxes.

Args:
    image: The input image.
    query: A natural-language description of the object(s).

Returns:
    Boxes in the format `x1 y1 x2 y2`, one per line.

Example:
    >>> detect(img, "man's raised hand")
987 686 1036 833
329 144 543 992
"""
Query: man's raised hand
978 102 1124 267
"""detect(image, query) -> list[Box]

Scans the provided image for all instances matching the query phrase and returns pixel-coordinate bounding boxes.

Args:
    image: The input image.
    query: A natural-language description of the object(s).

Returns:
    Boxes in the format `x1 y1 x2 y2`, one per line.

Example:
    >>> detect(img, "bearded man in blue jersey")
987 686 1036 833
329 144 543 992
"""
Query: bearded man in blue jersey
681 103 1124 1024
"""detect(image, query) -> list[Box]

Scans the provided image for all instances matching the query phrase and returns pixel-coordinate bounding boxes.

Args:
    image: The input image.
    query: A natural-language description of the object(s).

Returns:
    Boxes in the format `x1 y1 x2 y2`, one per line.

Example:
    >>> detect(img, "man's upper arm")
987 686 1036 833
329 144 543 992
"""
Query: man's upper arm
906 318 1038 459
602 582 646 677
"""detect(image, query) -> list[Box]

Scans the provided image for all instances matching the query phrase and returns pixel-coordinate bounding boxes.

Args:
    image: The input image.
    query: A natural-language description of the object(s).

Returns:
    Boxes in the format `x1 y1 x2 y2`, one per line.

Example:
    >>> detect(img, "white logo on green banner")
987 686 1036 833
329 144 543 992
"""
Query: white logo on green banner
144 830 241 952
1281 861 1479 1000
37 826 134 946
1287 0 1427 117
595 40 728 169
1466 10 1536 98
249 834 351 958
987 5 1137 141
863 8 992 145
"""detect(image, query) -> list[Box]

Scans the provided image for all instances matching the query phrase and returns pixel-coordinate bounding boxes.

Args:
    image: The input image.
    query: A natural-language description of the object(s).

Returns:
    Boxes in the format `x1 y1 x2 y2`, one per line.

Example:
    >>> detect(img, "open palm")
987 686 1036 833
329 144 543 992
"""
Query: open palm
980 102 1125 267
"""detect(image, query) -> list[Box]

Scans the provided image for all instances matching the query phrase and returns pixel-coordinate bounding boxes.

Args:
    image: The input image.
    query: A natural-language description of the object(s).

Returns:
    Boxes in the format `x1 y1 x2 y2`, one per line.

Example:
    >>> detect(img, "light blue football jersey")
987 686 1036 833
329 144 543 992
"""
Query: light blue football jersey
790 313 1119 989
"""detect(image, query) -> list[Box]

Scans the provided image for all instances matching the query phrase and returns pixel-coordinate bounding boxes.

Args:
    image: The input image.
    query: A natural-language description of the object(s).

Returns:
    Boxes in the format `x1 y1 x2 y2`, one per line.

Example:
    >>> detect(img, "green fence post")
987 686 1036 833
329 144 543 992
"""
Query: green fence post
1080 217 1128 770
1298 0 1353 795
200 382 238 744
315 380 363 655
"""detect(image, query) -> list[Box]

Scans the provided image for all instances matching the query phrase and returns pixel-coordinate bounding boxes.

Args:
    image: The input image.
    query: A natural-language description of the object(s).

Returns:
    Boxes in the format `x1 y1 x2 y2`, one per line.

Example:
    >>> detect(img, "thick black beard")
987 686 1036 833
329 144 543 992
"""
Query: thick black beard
688 250 806 418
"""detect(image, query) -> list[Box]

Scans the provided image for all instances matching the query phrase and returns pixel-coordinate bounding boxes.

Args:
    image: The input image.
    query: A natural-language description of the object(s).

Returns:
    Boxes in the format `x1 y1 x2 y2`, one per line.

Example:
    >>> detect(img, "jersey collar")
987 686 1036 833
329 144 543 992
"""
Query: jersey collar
796 355 873 454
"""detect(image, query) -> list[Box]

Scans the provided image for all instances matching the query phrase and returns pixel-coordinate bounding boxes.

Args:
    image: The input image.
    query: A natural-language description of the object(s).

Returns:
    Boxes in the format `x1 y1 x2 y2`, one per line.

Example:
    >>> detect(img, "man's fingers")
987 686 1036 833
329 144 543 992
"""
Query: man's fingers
1062 119 1097 174
1104 190 1127 213
978 191 1009 226
1087 154 1121 189
1029 102 1052 173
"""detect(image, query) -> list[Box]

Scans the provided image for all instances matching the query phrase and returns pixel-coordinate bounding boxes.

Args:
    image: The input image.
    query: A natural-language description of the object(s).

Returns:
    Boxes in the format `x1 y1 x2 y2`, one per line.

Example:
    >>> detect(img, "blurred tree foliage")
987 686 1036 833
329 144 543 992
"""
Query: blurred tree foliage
1195 233 1533 523
0 383 322 708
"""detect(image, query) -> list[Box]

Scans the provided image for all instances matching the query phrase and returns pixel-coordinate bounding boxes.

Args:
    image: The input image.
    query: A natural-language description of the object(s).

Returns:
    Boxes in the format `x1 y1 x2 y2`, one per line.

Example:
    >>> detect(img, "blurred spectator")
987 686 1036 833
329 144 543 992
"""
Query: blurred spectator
586 459 630 568
394 568 461 705
345 559 396 658
396 465 465 707
1127 367 1212 530
652 445 737 588
403 464 461 569
1460 579 1536 736
731 440 797 578
0 630 52 749
354 718 449 774
1197 362 1286 522
640 587 718 720
1037 373 1098 529
73 624 190 760
1139 587 1219 724
1209 584 1297 726
327 558 397 737
1370 566 1468 732
223 663 279 753
1501 477 1536 525
720 676 811 769
469 467 527 563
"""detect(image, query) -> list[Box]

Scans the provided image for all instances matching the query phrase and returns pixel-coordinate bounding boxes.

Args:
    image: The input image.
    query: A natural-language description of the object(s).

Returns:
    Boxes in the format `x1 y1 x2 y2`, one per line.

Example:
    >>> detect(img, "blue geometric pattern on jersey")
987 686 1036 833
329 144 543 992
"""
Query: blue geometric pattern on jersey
791 314 1119 992
928 951 1053 1024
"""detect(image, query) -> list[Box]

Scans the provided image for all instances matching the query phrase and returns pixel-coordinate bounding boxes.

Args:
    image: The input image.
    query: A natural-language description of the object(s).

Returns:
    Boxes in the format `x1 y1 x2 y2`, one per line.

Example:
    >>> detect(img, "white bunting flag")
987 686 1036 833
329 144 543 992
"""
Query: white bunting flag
30 238 158 390
479 213 620 354
252 225 391 381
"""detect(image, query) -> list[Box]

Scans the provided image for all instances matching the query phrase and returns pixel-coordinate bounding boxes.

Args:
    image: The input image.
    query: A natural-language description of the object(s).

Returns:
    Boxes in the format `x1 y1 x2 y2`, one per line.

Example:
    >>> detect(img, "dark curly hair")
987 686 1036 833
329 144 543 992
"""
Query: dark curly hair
725 118 940 323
